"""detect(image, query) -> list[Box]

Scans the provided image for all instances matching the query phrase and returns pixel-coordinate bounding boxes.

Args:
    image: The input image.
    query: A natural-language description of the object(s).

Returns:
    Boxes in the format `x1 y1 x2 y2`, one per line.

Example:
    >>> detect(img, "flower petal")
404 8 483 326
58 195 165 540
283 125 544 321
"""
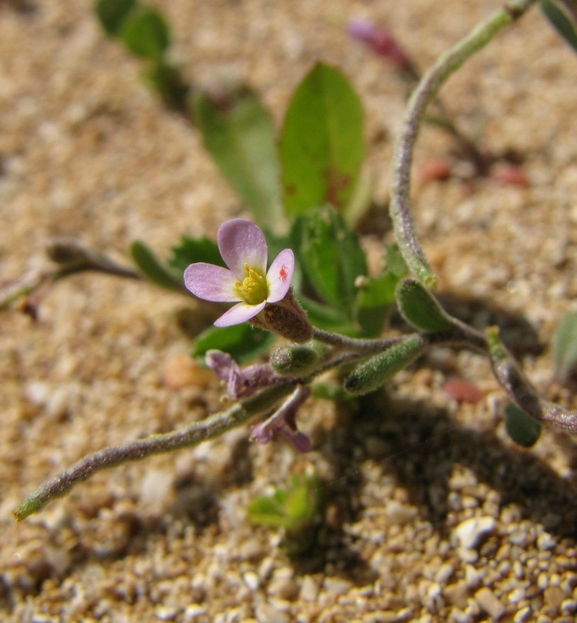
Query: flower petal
266 248 294 302
214 301 266 327
184 263 239 302
217 219 268 278
280 428 312 453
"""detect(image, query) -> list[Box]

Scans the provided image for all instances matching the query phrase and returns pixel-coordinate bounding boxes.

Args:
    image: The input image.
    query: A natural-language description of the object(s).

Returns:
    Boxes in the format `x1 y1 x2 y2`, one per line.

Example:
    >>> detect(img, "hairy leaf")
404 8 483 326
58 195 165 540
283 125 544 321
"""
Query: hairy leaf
293 207 367 318
396 278 456 332
280 62 365 217
130 240 182 291
355 272 399 337
192 323 275 364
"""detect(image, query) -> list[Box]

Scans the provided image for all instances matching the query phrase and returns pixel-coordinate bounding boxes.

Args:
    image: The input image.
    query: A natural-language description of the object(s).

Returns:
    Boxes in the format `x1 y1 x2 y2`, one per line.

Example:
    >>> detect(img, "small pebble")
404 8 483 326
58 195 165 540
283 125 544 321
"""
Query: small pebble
385 500 418 524
453 516 496 549
508 587 525 603
243 571 260 591
418 158 453 184
537 533 556 551
513 606 532 623
435 562 455 584
300 576 319 601
491 163 530 187
183 605 208 621
543 585 564 608
444 581 469 608
443 377 485 404
255 603 290 623
475 586 505 620
155 606 179 621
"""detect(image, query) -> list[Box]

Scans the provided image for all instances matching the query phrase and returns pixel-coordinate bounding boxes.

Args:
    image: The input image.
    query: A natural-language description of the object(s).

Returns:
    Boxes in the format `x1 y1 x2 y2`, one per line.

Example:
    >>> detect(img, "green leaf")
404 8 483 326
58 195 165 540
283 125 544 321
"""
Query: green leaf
299 295 357 334
130 240 183 291
246 495 289 529
396 278 457 332
120 5 171 61
194 86 284 232
552 311 577 381
293 207 368 317
168 236 224 275
247 474 320 532
385 243 409 278
354 243 408 337
192 323 275 364
280 62 365 217
504 402 542 447
344 334 425 395
541 0 577 53
94 0 136 36
355 272 399 337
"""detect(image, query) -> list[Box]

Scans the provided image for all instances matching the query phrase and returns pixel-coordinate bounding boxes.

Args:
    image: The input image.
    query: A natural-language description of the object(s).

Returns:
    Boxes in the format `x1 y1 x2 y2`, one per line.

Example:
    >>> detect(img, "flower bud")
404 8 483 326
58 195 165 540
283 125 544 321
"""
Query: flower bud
270 344 319 376
344 334 425 395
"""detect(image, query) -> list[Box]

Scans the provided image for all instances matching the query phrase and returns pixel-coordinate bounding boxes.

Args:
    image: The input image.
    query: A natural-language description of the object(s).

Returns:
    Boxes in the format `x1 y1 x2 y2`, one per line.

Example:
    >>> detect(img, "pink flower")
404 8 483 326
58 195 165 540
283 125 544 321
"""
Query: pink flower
184 219 295 327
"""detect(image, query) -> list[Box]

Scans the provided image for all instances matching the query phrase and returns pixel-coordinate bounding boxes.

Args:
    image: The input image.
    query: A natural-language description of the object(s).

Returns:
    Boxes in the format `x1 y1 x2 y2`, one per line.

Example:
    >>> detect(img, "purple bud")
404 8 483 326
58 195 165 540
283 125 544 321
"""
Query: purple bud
249 385 312 453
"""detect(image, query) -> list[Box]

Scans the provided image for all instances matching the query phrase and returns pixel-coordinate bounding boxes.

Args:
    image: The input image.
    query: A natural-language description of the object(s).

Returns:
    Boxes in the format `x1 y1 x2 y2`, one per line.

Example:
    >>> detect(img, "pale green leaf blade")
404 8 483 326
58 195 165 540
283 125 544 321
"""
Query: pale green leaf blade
280 62 365 217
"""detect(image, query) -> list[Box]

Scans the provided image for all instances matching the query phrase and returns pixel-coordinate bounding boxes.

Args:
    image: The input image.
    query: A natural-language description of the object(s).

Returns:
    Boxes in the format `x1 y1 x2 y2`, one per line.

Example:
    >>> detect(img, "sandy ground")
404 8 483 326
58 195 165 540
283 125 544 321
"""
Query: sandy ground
1 0 577 621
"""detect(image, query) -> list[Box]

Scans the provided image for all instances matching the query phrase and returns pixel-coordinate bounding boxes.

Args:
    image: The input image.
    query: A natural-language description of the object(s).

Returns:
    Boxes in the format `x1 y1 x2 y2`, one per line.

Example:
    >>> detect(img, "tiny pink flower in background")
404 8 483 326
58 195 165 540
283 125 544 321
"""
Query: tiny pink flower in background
348 18 411 70
184 219 294 328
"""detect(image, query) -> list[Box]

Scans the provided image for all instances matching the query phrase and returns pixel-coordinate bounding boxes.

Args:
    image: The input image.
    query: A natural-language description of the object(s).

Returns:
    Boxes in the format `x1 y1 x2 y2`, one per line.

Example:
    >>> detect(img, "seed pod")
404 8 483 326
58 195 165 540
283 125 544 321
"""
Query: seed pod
504 402 541 447
344 334 425 395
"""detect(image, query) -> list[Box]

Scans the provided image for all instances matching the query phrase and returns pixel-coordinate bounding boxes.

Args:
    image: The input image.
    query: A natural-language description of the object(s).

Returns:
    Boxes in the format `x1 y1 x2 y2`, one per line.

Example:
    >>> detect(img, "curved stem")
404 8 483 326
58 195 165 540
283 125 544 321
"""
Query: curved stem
486 326 577 434
390 0 538 287
13 383 295 520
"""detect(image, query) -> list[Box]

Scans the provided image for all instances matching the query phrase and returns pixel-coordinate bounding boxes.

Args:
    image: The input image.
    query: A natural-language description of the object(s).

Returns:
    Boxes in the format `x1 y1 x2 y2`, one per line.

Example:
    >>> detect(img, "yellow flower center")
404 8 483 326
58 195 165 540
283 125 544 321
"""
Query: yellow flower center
234 263 268 305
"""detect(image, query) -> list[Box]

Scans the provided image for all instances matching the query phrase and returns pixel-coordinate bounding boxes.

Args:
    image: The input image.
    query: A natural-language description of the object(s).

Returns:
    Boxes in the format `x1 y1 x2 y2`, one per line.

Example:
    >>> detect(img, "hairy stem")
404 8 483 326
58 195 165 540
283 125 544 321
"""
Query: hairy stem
14 383 295 520
311 327 403 353
486 327 577 434
390 0 538 287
